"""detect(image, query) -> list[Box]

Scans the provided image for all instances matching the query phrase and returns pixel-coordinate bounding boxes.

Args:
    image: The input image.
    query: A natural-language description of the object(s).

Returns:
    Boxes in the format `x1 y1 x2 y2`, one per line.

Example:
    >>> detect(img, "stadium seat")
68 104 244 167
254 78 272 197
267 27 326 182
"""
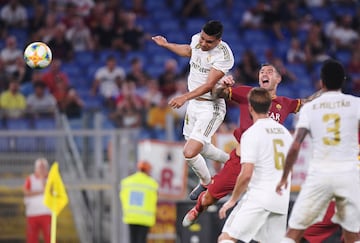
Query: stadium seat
6 118 32 130
34 118 56 130
0 137 10 151
309 7 332 23
74 51 96 68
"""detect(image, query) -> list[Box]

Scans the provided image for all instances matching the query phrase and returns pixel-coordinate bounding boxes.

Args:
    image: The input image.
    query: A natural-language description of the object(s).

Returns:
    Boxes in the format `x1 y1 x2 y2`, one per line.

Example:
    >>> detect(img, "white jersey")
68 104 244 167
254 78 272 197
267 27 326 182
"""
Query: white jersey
188 33 234 100
241 118 293 214
296 91 360 167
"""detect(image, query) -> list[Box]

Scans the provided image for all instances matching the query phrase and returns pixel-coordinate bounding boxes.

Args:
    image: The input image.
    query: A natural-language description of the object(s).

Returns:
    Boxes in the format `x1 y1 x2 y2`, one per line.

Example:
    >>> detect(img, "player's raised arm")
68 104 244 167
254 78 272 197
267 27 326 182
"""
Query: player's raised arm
152 35 191 57
211 75 235 99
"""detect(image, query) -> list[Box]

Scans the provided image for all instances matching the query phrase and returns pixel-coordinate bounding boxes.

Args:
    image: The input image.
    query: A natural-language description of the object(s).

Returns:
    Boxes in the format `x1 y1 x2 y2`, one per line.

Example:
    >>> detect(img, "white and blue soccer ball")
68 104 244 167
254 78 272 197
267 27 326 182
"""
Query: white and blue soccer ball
24 42 52 69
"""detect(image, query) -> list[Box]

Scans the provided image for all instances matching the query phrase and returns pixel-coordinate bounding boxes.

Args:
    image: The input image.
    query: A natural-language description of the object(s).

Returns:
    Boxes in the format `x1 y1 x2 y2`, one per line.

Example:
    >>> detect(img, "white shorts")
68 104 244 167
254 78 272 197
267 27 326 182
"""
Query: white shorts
222 198 287 243
183 99 226 144
289 168 360 233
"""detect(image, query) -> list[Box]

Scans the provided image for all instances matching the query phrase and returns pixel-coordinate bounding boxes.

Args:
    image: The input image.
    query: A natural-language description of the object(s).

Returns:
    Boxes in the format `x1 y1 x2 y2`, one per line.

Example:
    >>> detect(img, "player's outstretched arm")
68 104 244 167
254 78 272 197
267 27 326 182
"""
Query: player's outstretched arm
211 75 235 99
152 35 191 57
300 89 323 107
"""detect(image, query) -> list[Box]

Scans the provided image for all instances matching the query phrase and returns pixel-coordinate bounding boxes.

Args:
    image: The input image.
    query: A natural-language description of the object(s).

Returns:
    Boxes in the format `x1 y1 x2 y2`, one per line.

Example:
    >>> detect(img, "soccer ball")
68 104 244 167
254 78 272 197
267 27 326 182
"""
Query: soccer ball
24 42 52 69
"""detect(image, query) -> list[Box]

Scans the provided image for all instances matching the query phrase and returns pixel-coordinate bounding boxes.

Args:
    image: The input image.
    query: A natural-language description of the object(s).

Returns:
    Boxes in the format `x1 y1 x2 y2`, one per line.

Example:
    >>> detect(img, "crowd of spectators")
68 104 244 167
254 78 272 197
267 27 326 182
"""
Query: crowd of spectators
0 0 359 140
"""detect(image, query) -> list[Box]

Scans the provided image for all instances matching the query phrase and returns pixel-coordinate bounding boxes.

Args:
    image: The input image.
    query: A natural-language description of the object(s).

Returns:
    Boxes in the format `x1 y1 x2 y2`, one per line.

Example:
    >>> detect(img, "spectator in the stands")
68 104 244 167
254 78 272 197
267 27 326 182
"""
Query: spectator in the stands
241 0 268 30
37 12 57 43
233 50 259 85
110 81 143 128
158 58 180 97
27 4 46 42
47 23 74 62
262 0 283 40
20 70 44 97
60 2 78 28
61 87 84 119
131 0 148 17
0 35 22 76
181 0 208 18
91 55 126 109
26 82 57 117
0 58 10 93
146 95 176 140
0 0 27 28
168 78 187 141
111 81 144 127
93 10 116 50
0 77 26 118
287 37 306 64
13 56 32 84
113 12 148 54
304 20 330 64
65 15 94 52
41 59 70 106
142 79 163 108
329 14 359 51
84 1 106 34
126 57 150 91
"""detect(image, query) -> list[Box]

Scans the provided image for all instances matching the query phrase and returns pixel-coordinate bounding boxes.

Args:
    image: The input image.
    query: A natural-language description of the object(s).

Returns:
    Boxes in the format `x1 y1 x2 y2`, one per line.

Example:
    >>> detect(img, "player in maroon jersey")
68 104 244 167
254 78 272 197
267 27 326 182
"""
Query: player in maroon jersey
182 63 314 227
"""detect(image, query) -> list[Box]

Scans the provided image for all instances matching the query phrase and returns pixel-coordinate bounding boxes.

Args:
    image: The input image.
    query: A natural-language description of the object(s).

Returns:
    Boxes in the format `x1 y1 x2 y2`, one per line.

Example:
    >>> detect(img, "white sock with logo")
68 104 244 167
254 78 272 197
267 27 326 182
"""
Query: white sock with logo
201 143 229 163
185 154 211 185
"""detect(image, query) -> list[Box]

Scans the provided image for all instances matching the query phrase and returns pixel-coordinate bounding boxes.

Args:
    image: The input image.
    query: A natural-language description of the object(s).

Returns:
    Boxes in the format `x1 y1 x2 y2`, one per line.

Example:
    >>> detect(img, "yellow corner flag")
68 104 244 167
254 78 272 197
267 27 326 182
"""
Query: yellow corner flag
43 162 69 216
44 162 69 243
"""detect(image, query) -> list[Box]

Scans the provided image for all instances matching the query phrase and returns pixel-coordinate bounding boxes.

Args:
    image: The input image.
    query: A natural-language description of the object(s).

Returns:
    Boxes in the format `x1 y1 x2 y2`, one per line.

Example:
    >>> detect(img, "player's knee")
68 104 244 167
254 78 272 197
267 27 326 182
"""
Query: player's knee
183 149 198 159
218 233 235 243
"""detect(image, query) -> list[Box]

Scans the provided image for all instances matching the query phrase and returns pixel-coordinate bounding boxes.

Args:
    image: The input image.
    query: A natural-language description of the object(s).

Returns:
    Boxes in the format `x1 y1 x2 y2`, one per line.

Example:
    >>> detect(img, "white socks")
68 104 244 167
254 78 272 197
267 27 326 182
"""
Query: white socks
201 143 229 163
218 240 234 243
280 238 296 243
185 154 211 185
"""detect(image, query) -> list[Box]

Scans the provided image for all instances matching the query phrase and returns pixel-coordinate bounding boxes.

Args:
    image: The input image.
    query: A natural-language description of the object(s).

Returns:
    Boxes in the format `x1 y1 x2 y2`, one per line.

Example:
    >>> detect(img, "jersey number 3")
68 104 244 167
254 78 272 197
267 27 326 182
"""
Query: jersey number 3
323 113 341 146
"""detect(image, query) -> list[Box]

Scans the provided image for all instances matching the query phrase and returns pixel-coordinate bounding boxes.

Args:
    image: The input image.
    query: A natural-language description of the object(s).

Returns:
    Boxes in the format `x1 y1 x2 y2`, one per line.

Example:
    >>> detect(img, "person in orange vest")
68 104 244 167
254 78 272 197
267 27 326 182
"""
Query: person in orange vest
120 160 159 243
23 158 51 243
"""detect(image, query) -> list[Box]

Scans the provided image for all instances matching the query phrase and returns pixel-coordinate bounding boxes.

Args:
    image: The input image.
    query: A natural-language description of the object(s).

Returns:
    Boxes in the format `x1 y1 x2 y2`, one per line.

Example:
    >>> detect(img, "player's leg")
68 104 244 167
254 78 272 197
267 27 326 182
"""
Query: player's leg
221 200 270 243
254 213 287 243
332 169 360 243
286 171 334 242
184 139 211 186
281 229 305 243
342 229 360 243
218 232 237 243
201 142 229 163
303 201 340 242
183 150 241 226
185 100 226 199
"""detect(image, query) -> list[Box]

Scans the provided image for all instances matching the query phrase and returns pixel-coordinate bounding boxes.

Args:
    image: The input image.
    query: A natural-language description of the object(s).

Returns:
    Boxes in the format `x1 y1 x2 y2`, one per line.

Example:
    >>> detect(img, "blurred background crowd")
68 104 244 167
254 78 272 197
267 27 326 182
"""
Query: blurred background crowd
0 0 359 138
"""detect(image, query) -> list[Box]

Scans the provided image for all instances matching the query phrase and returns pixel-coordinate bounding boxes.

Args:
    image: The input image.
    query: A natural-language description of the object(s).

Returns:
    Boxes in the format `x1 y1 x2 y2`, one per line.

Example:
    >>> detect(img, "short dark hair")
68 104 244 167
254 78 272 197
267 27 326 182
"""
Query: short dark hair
248 87 272 114
202 20 223 39
33 81 47 89
260 63 281 77
320 59 345 90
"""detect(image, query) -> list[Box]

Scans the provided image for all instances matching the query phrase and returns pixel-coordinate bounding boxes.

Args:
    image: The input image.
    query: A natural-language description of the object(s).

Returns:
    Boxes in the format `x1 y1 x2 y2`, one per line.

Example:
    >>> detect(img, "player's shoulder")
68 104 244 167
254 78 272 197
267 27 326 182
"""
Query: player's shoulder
274 95 298 104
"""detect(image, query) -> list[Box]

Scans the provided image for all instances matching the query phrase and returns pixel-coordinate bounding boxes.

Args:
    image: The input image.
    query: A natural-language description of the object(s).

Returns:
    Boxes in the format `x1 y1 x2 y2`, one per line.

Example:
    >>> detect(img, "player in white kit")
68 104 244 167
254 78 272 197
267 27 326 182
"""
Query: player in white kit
152 20 234 199
276 59 360 243
218 87 293 243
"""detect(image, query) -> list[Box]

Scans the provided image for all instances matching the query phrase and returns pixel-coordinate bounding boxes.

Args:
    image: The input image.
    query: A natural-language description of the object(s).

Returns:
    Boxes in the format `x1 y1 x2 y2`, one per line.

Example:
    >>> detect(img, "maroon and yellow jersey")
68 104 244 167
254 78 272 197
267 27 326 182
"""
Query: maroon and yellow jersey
229 85 301 142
